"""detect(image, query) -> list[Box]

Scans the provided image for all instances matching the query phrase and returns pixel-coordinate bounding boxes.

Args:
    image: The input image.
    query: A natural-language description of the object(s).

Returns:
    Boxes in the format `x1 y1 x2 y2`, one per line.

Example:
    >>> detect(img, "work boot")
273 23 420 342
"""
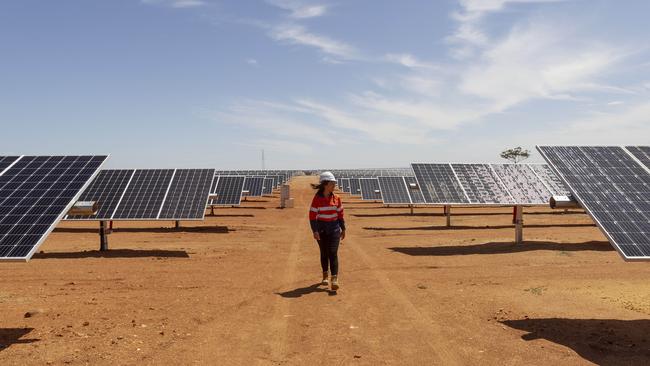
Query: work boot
322 272 329 286
331 275 339 291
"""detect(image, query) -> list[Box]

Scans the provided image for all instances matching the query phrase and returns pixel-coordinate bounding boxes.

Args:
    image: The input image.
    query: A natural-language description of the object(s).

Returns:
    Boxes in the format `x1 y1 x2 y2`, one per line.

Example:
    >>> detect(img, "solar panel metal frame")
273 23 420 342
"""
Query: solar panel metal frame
537 145 650 261
0 155 108 261
157 169 215 220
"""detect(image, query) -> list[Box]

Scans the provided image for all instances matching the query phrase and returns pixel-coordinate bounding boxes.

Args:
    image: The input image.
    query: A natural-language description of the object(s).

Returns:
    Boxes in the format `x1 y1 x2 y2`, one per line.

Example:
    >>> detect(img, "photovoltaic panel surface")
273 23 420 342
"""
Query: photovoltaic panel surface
528 164 570 196
348 178 361 196
626 146 650 169
491 164 551 204
0 155 107 261
112 169 175 219
0 156 20 174
538 145 650 260
404 176 426 204
158 169 214 219
263 178 274 195
359 178 382 200
244 177 265 197
378 176 411 204
411 163 469 204
451 164 513 204
210 176 246 206
339 178 351 194
66 169 134 220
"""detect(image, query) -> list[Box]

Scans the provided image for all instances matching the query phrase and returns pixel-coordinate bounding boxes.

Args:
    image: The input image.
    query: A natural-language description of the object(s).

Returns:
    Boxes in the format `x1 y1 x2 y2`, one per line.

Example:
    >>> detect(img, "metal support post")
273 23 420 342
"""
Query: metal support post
515 205 523 244
99 221 109 251
445 205 451 227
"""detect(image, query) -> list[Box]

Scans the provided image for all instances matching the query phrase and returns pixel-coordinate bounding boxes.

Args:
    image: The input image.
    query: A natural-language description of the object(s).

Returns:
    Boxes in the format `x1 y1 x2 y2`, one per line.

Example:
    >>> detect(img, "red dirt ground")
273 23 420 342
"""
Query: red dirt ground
2 176 650 365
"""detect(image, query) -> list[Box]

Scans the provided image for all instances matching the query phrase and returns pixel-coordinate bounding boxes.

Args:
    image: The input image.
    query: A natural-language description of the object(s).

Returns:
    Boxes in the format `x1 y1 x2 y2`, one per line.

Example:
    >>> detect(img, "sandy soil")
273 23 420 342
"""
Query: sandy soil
1 175 650 365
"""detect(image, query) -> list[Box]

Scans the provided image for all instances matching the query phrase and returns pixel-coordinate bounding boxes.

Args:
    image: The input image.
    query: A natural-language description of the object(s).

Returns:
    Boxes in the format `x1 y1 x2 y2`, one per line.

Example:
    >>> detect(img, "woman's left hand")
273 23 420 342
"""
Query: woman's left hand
340 230 346 241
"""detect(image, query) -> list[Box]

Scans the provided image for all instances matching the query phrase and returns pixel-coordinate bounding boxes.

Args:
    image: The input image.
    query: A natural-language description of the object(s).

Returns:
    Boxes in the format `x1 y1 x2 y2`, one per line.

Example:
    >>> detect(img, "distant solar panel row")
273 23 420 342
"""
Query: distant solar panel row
359 178 382 200
538 146 650 261
67 168 214 221
411 163 569 205
0 155 108 261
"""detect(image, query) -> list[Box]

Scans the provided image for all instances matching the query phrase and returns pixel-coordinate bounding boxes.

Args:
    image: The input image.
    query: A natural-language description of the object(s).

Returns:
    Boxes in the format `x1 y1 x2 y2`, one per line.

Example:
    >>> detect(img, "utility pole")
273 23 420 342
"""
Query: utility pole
262 149 265 170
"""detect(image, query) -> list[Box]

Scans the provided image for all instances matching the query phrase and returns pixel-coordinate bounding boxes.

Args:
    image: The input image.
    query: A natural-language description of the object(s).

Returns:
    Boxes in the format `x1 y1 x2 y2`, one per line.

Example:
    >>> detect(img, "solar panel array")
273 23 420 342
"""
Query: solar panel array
626 146 650 169
0 156 20 174
404 176 426 204
262 178 274 195
319 168 414 179
67 168 215 221
359 178 382 200
209 176 246 206
411 163 569 205
0 155 108 261
538 146 650 260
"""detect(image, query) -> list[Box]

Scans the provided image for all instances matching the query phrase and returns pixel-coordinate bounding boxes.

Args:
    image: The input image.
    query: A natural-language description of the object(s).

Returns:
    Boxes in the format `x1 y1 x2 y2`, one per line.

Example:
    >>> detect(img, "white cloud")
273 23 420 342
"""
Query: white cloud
384 53 438 70
245 58 259 66
269 24 359 60
459 21 626 111
266 0 328 19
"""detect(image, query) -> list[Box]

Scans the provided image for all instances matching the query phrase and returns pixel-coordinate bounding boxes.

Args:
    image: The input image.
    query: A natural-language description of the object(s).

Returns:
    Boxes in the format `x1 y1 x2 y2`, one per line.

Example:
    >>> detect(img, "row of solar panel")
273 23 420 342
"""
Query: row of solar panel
66 169 215 221
410 163 570 205
538 146 650 261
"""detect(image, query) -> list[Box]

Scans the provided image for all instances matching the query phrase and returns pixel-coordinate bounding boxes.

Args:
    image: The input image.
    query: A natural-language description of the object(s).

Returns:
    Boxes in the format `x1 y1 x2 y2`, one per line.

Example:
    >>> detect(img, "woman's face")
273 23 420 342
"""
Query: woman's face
323 181 336 193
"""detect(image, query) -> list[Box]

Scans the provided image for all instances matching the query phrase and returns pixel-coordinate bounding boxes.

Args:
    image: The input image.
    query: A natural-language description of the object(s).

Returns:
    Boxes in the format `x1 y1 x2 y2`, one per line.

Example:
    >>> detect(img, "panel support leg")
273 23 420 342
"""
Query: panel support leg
512 206 517 224
445 205 451 227
99 221 109 251
175 221 181 229
515 205 524 244
211 205 215 216
409 204 414 215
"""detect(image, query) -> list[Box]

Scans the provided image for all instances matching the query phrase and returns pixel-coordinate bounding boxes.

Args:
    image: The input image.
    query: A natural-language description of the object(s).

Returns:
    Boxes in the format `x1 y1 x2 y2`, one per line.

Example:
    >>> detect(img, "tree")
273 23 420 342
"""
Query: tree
500 147 530 164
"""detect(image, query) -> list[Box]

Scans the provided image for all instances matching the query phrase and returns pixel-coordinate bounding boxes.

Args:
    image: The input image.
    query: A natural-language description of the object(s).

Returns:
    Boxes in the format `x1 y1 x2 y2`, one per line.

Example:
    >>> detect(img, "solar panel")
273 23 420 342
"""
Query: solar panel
538 146 650 260
348 178 361 196
0 155 108 261
339 178 351 194
108 169 174 219
626 146 650 169
491 164 552 204
404 176 426 204
210 176 245 206
378 176 411 204
0 156 20 174
243 177 265 197
359 178 382 200
451 164 514 204
411 163 469 204
262 178 274 195
528 164 570 196
158 169 214 220
66 169 135 220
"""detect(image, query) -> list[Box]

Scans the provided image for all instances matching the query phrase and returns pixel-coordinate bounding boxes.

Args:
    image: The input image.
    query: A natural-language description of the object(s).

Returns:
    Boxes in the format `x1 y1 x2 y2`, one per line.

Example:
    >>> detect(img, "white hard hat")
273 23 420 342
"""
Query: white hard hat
319 171 336 183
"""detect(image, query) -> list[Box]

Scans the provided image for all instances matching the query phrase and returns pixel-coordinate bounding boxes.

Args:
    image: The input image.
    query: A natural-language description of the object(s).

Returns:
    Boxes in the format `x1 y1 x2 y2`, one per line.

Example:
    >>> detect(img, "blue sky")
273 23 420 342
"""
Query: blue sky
1 0 649 169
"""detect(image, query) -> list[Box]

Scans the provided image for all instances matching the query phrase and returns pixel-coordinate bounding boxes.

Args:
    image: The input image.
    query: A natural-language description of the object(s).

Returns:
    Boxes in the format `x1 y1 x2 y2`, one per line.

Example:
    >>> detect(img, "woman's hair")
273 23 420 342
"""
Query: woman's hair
311 181 333 194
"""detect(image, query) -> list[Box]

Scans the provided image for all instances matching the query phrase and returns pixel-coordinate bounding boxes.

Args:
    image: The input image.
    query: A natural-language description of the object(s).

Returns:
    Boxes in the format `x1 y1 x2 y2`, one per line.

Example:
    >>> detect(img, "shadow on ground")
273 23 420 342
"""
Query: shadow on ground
54 226 231 234
32 249 190 259
275 283 331 298
502 318 650 366
365 223 596 231
353 210 585 218
0 328 38 352
389 240 612 256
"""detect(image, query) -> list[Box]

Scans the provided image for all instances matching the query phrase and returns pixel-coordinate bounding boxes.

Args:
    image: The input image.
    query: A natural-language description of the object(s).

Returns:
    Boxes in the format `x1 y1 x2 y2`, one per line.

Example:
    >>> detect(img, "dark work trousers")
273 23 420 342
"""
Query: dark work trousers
316 224 341 276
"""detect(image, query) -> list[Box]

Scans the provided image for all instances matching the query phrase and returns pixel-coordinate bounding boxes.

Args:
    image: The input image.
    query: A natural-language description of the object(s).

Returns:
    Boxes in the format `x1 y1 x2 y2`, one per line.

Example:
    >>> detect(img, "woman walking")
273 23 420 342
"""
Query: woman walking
309 171 346 291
